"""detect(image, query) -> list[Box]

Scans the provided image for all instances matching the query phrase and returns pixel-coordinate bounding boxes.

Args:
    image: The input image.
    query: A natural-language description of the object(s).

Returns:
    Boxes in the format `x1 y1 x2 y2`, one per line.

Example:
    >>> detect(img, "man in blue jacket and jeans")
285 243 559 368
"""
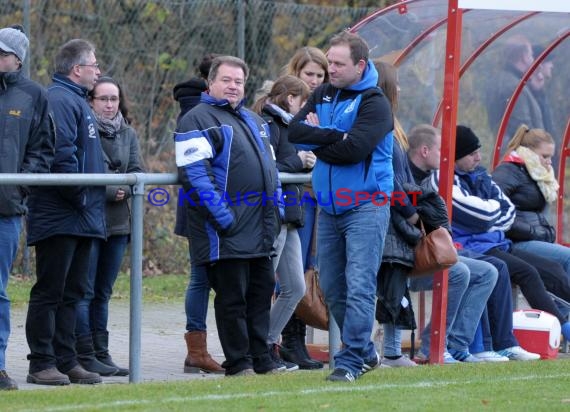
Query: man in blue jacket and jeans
0 25 54 390
289 31 393 382
25 39 106 386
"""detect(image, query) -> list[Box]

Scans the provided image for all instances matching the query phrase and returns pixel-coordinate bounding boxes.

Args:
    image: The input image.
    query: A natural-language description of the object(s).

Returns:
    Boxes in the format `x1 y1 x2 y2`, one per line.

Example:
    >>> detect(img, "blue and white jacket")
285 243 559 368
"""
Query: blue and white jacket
175 93 281 265
430 166 515 253
288 60 394 215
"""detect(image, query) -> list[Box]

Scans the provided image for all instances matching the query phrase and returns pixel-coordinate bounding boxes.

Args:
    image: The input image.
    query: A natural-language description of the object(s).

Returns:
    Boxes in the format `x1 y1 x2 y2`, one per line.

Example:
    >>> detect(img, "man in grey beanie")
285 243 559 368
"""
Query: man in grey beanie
0 25 29 65
0 25 54 390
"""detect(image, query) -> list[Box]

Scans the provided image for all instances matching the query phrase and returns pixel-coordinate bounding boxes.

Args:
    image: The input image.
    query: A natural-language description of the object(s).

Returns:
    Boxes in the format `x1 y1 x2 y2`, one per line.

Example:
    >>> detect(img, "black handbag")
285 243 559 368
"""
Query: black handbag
282 183 304 227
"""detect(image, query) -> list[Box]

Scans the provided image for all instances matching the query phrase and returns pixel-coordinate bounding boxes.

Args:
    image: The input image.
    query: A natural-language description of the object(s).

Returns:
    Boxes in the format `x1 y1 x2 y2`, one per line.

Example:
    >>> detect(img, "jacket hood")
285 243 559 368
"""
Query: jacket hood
346 60 378 92
52 73 89 97
200 91 245 110
173 77 207 101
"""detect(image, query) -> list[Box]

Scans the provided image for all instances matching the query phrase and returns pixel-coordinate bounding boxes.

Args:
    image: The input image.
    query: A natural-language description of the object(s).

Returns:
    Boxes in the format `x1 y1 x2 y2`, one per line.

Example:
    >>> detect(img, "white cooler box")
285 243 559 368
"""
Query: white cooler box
512 310 560 359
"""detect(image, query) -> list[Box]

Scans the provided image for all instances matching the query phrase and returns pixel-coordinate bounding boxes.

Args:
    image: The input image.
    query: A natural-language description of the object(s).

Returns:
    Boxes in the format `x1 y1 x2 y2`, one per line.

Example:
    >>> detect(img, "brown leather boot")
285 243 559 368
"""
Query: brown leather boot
184 331 224 374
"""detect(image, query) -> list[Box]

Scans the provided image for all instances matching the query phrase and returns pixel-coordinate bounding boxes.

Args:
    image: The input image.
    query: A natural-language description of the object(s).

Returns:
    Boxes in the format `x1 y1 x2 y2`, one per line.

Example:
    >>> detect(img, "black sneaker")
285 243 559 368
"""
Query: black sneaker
361 351 380 374
326 368 356 382
268 344 296 372
0 370 17 390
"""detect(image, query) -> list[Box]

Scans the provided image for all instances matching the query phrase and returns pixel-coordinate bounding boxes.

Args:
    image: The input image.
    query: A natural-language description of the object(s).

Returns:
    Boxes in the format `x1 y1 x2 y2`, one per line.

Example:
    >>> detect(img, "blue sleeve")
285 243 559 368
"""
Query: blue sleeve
175 126 234 232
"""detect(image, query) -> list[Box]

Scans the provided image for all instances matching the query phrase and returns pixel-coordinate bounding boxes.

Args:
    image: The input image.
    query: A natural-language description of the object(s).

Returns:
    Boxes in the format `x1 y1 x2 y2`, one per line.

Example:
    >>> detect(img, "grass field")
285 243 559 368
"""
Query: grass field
6 273 570 411
1 360 570 411
8 272 188 308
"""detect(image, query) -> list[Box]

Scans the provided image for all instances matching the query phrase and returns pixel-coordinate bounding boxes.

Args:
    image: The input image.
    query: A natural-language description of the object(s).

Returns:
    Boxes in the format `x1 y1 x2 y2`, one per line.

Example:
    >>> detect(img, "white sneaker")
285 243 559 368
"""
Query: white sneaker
472 351 509 362
380 356 418 367
497 346 540 361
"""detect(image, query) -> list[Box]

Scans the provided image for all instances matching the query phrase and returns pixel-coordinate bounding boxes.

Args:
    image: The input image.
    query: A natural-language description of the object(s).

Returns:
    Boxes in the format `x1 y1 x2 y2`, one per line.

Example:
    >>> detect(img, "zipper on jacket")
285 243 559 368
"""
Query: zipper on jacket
327 90 341 215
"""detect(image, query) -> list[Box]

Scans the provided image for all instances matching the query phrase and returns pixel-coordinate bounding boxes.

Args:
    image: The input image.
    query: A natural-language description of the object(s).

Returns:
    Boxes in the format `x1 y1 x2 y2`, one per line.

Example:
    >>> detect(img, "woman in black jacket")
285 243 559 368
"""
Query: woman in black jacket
252 75 319 370
74 77 144 377
492 124 570 297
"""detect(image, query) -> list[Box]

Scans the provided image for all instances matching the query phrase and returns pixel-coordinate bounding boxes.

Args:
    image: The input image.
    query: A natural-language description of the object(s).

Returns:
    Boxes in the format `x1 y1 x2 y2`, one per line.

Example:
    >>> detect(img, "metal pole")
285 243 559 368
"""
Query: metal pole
430 0 463 364
236 0 245 59
328 315 341 369
129 177 145 383
23 0 31 78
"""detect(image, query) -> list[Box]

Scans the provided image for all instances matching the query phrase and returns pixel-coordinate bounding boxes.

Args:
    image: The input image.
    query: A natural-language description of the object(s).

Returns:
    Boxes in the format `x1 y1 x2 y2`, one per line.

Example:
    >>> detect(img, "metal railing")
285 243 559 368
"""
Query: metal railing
1 171 336 383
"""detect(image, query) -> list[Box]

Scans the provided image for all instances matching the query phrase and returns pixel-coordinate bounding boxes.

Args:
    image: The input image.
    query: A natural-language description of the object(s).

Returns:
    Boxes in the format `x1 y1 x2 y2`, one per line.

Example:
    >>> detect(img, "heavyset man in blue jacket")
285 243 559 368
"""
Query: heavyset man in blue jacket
25 39 106 386
289 31 394 382
175 56 282 377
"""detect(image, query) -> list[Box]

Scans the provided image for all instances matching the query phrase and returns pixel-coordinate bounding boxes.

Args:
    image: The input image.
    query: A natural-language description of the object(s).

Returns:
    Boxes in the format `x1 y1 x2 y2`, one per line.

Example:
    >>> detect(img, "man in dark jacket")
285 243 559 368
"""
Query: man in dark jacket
289 32 393 382
25 39 106 386
175 56 282 377
0 25 54 390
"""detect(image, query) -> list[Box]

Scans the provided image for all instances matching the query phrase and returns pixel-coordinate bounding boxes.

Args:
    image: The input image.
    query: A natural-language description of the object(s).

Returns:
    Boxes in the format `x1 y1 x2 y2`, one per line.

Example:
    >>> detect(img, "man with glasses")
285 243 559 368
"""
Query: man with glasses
25 39 107 386
0 25 54 390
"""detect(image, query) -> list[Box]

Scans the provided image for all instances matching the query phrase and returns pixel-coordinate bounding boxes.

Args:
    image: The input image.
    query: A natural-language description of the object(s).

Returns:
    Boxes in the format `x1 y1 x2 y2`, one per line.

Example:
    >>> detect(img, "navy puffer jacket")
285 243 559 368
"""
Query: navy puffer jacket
27 74 106 245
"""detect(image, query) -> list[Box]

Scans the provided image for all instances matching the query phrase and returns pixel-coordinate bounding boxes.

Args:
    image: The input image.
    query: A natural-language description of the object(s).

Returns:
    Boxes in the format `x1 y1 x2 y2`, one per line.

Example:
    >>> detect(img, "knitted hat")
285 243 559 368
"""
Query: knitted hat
455 125 481 160
0 27 29 62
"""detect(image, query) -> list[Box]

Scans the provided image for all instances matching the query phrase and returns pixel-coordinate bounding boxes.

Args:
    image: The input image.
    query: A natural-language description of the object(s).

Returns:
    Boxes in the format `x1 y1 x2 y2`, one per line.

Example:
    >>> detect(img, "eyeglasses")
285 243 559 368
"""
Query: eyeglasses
78 63 100 69
93 96 119 103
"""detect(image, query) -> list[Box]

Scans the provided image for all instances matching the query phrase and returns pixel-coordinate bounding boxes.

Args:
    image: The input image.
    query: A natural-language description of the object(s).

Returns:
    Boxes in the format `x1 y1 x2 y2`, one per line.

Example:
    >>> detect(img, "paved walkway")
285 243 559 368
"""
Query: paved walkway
7 301 222 389
7 300 330 390
8 294 566 390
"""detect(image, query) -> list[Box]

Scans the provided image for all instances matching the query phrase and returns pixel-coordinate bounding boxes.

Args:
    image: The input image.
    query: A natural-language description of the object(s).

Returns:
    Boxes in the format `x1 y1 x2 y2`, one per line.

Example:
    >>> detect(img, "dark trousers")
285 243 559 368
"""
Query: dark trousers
486 248 565 323
26 235 93 373
476 253 518 351
207 257 275 375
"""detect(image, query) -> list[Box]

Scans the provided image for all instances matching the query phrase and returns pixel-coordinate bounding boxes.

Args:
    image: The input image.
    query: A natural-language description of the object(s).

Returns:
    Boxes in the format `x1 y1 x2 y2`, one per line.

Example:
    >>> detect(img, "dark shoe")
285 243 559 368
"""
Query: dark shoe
269 344 299 372
0 370 17 390
26 367 70 386
93 331 129 376
184 331 225 374
227 368 255 377
253 359 286 375
63 365 102 384
361 351 380 374
76 334 118 376
297 323 324 370
280 317 323 370
326 368 356 382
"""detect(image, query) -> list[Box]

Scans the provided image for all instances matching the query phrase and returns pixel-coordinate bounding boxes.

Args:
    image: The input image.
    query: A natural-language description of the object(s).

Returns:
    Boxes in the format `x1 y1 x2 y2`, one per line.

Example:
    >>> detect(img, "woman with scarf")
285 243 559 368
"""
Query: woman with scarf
252 75 313 371
75 77 144 377
492 125 570 302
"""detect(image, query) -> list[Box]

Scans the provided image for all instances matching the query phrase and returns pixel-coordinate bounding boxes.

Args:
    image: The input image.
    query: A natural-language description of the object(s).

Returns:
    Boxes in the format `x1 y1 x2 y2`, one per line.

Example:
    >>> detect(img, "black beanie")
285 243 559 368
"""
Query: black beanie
455 125 481 160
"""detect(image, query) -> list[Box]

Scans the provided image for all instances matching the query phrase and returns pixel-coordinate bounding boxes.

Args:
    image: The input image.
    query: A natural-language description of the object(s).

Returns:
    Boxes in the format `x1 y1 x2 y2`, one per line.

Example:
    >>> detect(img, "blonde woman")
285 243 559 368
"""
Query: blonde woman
492 125 570 299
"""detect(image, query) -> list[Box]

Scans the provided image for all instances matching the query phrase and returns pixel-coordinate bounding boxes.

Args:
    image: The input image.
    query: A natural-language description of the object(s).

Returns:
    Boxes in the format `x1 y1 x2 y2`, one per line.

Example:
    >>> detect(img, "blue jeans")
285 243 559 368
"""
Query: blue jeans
411 259 469 355
297 201 317 271
446 257 497 352
268 225 305 344
318 202 389 376
185 244 210 332
0 216 22 370
383 322 404 357
411 256 497 354
76 235 129 336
